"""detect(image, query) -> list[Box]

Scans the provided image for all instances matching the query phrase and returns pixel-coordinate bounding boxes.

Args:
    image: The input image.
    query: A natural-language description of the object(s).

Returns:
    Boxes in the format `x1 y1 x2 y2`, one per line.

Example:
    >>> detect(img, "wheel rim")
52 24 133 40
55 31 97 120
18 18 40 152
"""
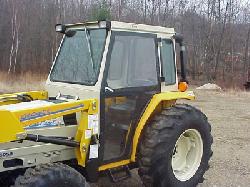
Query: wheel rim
171 129 203 181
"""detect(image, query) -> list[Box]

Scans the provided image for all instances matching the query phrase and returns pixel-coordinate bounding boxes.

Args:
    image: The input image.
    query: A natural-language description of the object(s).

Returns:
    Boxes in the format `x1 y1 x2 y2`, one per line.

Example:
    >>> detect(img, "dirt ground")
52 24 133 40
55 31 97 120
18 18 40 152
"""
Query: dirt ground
94 90 250 187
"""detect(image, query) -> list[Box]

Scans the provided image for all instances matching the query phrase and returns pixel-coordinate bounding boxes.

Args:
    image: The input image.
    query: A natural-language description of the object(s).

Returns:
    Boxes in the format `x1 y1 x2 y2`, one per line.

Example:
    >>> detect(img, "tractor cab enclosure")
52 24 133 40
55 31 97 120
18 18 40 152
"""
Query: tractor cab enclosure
46 21 186 163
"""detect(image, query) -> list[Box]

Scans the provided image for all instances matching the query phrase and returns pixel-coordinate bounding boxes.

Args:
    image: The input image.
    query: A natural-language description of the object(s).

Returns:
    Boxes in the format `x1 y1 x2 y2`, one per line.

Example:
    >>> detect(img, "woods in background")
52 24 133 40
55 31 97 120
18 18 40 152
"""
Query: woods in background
0 0 249 88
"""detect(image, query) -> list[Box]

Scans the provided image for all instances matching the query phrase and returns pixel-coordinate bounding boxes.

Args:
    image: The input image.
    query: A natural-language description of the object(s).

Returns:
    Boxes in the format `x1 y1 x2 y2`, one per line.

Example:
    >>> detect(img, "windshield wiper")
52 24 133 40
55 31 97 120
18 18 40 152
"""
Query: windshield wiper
84 27 95 73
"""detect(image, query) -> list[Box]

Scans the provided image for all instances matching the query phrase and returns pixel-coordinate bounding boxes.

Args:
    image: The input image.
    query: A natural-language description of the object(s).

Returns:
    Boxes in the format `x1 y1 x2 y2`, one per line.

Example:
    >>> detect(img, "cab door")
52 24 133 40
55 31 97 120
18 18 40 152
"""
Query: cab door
100 31 160 163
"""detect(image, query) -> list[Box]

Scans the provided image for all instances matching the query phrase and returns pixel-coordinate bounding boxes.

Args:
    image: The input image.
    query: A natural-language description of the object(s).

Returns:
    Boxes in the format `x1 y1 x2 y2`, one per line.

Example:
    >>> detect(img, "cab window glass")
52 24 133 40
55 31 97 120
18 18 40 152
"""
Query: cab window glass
51 29 106 85
161 39 176 85
108 41 124 80
107 32 158 89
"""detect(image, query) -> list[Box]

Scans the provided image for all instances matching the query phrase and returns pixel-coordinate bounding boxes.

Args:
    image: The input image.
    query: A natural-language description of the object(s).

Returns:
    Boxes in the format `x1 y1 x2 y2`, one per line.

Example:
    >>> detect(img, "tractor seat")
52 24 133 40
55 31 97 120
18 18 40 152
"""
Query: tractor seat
108 100 135 115
107 100 136 130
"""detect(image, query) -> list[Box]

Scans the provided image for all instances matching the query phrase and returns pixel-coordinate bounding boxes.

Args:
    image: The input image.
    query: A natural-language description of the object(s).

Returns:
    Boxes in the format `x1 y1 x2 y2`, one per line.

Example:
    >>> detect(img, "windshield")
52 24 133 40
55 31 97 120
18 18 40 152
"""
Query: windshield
50 29 107 85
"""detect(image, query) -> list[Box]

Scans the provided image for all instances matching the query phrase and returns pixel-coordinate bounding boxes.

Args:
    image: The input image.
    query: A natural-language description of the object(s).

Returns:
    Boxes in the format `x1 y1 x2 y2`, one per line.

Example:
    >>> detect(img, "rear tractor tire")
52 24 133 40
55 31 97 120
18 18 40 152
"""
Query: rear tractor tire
138 104 213 187
13 163 89 187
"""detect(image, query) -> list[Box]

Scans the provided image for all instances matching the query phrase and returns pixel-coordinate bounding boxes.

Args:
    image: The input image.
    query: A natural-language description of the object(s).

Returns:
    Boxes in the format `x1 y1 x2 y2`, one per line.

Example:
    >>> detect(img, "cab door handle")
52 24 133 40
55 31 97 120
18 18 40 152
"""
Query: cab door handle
105 86 114 93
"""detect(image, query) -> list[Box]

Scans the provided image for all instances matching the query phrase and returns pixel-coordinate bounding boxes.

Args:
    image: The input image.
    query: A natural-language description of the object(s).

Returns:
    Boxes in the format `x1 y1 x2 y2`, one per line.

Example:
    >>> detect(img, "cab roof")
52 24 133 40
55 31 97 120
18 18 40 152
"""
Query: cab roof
111 21 175 34
63 20 175 35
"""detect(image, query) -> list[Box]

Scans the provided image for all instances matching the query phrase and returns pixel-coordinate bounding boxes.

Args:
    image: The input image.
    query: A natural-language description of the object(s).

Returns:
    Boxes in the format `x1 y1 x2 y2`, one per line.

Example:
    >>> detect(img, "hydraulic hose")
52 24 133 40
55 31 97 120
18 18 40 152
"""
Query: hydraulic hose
25 134 79 147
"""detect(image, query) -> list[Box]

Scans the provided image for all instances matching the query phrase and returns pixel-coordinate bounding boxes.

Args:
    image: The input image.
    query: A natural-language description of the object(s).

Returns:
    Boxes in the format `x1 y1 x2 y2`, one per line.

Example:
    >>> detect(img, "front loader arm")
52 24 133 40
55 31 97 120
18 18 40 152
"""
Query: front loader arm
0 98 98 166
0 91 48 106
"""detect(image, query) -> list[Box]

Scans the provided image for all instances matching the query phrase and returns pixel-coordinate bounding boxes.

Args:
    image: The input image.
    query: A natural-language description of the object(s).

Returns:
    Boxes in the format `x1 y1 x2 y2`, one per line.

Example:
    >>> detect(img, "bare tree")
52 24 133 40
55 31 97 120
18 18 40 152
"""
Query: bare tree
8 0 20 74
0 0 249 88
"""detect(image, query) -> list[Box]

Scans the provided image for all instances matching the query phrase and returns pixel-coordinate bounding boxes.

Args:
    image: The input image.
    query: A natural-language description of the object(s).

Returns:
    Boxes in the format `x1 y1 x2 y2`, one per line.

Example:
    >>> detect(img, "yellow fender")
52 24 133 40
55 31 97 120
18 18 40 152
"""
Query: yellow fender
130 91 195 162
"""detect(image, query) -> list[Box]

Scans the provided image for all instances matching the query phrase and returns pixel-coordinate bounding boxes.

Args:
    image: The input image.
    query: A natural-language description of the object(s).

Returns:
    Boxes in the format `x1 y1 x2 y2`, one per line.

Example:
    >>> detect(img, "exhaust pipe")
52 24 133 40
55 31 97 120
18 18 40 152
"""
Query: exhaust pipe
174 33 187 83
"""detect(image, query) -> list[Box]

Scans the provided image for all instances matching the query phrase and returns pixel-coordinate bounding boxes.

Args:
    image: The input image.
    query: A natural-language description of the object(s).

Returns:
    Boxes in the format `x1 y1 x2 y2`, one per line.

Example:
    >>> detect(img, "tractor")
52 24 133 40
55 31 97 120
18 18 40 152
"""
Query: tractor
0 21 213 187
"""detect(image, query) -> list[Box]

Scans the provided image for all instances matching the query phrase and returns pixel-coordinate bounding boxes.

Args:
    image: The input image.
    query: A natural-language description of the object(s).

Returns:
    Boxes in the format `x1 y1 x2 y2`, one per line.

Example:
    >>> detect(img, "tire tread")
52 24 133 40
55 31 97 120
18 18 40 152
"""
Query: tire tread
137 104 213 187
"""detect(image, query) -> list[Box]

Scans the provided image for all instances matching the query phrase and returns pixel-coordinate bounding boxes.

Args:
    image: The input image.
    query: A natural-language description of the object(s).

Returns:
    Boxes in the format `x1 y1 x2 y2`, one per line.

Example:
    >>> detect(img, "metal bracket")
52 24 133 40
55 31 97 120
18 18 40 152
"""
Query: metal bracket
16 133 27 140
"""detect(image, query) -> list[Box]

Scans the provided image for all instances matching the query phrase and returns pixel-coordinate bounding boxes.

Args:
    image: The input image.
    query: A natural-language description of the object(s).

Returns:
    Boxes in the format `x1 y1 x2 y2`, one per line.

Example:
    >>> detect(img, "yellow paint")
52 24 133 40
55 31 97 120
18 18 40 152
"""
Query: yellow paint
99 159 130 171
125 122 132 144
0 91 48 106
0 110 24 143
97 91 194 171
0 89 194 169
130 91 195 162
115 96 127 104
87 100 99 115
13 100 92 127
0 99 92 142
75 112 90 166
104 97 126 112
105 98 114 112
0 97 98 167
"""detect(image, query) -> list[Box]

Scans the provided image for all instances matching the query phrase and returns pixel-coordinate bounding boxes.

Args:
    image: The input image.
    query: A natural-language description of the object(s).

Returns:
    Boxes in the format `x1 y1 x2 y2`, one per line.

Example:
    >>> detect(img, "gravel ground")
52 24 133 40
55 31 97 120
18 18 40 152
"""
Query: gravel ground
93 90 250 187
1 89 249 186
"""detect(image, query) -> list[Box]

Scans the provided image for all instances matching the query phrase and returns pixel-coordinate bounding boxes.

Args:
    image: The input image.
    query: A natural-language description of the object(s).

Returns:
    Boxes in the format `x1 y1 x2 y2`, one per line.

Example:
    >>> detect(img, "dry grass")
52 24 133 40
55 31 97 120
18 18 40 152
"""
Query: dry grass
1 71 250 97
0 71 46 93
